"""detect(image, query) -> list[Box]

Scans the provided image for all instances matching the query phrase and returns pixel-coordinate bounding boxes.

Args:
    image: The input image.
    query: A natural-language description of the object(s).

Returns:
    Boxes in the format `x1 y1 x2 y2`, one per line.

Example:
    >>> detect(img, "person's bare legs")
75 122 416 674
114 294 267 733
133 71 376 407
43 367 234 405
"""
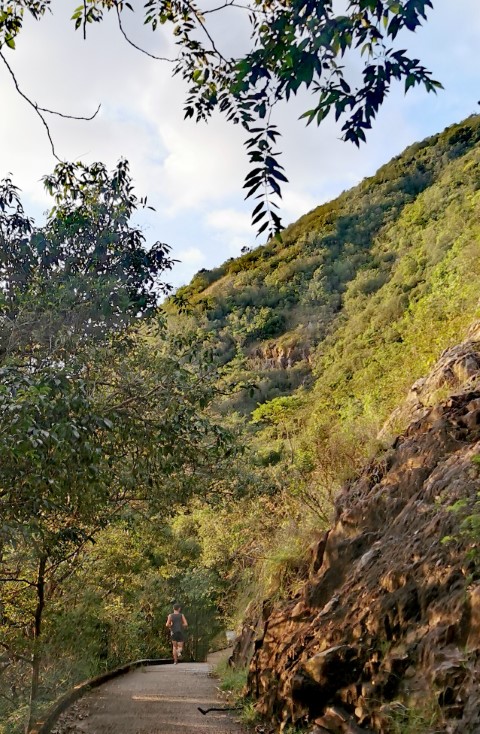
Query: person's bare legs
172 641 184 663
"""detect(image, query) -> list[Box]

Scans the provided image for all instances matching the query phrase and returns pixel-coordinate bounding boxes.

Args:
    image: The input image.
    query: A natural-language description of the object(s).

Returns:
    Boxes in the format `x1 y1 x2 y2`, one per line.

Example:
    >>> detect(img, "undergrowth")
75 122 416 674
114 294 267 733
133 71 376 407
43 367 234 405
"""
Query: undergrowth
384 699 443 734
215 658 248 701
214 658 262 727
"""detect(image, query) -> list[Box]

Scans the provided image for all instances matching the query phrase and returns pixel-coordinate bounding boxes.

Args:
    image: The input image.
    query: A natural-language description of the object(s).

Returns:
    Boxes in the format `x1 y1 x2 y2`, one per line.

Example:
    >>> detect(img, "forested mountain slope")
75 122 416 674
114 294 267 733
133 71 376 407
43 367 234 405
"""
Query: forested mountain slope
164 113 480 553
169 114 480 426
166 115 480 732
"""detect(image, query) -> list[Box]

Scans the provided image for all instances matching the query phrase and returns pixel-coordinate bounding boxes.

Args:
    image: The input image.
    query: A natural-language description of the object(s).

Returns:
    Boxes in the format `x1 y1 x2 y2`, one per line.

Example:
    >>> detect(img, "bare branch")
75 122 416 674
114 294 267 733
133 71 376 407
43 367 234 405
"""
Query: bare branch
83 0 88 40
0 51 101 161
184 0 229 64
108 381 167 412
115 5 176 63
0 575 36 586
36 103 101 122
1 51 59 159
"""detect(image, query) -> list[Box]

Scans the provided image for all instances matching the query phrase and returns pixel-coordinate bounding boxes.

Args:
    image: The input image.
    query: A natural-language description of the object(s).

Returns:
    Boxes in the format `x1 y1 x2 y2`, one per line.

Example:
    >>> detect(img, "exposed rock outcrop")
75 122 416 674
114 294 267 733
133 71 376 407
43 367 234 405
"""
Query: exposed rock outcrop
380 321 480 436
250 343 311 370
244 324 480 733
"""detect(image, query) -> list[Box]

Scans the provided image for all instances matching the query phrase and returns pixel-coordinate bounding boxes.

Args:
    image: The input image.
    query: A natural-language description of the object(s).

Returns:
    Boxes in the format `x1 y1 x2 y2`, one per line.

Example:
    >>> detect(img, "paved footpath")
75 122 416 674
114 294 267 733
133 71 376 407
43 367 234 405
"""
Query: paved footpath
54 657 246 734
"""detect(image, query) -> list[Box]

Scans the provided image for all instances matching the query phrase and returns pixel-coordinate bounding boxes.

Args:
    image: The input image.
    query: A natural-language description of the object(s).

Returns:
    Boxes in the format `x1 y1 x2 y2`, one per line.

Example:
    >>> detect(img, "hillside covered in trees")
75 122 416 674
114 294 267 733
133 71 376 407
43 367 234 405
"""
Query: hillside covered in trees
171 114 480 418
1 115 480 733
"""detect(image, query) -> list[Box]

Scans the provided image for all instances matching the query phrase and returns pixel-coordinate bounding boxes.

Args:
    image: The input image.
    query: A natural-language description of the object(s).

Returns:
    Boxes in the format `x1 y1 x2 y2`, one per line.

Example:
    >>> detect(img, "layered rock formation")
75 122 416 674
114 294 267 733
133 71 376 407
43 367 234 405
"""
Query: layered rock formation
244 324 480 733
250 343 311 370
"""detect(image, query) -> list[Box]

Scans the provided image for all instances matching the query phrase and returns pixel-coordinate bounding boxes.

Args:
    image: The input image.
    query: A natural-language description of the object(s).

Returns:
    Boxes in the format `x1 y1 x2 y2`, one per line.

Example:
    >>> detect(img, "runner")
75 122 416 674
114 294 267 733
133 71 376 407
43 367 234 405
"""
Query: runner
166 604 188 664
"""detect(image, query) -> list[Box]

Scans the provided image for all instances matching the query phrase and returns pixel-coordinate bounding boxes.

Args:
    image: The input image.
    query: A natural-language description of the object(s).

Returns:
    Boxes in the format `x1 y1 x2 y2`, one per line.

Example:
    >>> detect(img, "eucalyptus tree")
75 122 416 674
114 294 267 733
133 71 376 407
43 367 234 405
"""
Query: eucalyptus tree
0 1 441 235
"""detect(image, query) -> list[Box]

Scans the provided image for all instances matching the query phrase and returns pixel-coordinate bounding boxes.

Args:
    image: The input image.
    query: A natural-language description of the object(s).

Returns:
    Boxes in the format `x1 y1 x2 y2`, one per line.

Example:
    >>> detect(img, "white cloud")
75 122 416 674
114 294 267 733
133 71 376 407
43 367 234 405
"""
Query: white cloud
281 189 321 224
175 246 206 267
205 208 252 236
156 119 248 214
169 246 208 288
203 207 254 258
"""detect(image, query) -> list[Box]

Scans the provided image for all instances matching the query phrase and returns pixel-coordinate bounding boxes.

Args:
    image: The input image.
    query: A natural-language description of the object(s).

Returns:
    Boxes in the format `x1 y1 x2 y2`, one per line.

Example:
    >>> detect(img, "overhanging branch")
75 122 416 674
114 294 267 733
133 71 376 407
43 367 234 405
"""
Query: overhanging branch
115 5 176 63
0 50 101 160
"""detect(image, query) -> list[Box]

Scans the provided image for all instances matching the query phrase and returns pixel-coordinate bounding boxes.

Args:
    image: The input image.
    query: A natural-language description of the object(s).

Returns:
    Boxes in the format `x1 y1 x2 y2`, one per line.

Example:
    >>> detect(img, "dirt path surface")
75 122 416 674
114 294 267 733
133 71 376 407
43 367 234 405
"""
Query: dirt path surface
53 654 246 734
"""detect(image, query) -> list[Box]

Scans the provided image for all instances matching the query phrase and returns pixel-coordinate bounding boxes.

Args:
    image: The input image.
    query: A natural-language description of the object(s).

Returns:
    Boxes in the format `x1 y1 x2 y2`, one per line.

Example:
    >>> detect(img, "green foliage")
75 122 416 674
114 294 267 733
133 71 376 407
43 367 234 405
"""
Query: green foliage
252 395 302 427
0 366 111 549
458 497 480 565
0 162 172 360
215 658 248 698
382 700 442 734
160 115 480 672
169 116 480 429
258 529 311 599
0 1 443 235
214 658 258 726
0 168 239 733
443 453 480 568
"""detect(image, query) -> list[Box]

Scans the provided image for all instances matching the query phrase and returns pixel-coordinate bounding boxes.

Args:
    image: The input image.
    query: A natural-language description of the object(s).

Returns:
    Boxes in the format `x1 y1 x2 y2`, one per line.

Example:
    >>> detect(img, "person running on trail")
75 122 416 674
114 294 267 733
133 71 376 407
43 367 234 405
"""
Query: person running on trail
166 604 188 664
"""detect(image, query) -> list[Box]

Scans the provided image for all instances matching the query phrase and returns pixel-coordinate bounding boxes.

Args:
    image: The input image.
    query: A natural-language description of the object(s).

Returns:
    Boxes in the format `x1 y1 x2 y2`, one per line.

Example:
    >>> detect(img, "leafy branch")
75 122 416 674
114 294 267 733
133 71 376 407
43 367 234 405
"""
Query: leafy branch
0 0 442 236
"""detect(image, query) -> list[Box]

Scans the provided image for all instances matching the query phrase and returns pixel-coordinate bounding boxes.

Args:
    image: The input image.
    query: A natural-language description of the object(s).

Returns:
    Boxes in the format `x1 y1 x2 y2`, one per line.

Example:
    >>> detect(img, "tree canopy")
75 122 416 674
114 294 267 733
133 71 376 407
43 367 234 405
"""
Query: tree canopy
0 163 239 731
0 0 441 236
0 160 173 362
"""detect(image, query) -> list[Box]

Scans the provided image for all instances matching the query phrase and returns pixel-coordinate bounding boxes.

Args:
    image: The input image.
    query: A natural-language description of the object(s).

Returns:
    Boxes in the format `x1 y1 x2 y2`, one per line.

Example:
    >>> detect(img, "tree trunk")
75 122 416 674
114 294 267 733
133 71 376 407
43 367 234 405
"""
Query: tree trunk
26 554 47 733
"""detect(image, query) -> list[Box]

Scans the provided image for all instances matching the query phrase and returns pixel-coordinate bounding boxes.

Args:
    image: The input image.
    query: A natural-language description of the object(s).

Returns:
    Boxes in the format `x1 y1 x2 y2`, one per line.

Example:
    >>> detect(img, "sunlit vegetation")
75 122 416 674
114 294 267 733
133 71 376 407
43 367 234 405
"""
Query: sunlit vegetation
0 163 239 732
2 116 480 733
165 114 480 627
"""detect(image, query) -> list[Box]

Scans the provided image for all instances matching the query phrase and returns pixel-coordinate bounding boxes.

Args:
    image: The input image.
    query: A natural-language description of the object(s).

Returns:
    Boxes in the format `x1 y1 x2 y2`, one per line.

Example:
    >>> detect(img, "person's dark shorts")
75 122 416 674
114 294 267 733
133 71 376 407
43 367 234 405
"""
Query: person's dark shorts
171 631 184 642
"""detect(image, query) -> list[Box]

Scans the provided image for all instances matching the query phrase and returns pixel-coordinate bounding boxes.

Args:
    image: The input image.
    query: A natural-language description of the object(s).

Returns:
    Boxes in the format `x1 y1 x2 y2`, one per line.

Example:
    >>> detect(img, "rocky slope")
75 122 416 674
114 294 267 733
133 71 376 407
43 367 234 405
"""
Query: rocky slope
240 322 480 733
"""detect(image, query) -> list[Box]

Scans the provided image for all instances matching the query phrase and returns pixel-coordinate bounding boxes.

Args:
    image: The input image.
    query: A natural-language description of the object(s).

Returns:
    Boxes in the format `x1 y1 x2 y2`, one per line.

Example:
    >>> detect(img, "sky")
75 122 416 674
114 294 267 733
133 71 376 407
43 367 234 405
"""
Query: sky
0 1 479 289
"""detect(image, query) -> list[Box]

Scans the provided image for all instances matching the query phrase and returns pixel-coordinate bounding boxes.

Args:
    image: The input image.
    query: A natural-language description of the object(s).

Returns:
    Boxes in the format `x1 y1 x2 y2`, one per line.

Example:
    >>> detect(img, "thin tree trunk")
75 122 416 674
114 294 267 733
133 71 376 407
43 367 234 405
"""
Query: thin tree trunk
286 428 294 463
26 554 47 733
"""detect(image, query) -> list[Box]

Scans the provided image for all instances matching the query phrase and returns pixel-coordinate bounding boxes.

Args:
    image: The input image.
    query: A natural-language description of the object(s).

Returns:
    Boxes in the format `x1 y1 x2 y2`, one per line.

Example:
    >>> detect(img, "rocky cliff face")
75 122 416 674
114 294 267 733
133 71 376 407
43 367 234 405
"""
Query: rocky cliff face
243 324 480 733
250 343 311 371
380 321 480 438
